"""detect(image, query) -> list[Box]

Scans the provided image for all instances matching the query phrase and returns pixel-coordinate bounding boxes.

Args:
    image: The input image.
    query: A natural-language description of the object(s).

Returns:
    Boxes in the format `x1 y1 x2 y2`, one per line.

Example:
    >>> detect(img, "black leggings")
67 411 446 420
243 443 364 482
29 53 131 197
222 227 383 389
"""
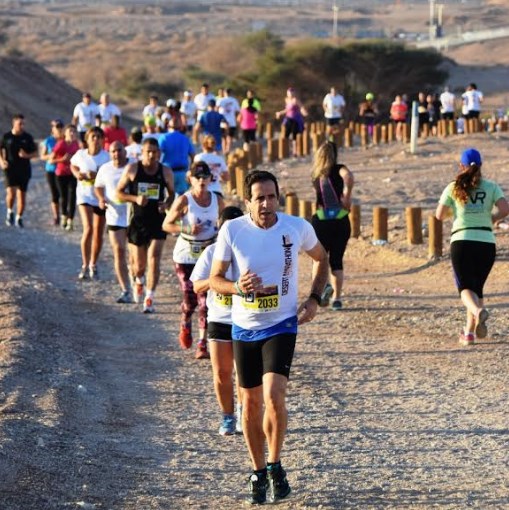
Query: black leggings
56 175 77 219
46 172 60 204
311 215 351 271
451 240 496 298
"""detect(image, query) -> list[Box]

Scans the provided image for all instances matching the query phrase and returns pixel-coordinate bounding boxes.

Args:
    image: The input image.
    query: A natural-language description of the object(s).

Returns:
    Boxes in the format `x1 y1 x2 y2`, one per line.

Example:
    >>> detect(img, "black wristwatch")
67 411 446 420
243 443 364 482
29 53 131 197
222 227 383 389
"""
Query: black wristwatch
309 292 321 305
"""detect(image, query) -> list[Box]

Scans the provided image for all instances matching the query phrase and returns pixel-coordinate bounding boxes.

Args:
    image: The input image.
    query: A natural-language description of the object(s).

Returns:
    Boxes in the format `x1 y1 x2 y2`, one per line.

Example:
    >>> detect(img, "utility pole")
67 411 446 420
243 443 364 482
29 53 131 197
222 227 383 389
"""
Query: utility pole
332 1 339 39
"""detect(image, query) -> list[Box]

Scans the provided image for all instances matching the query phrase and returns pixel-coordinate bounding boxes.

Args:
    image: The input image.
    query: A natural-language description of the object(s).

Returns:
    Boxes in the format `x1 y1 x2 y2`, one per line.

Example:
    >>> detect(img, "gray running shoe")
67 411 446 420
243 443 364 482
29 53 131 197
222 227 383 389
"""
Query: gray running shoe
116 291 132 304
247 472 268 505
268 465 291 502
78 267 88 280
331 300 343 311
89 266 98 280
320 283 333 307
475 308 489 339
5 212 14 226
15 217 24 228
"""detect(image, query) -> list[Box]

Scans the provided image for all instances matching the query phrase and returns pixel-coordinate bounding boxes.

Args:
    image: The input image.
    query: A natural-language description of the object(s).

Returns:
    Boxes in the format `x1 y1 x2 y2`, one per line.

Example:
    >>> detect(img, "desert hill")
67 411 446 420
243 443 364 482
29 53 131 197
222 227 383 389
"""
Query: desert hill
0 57 81 138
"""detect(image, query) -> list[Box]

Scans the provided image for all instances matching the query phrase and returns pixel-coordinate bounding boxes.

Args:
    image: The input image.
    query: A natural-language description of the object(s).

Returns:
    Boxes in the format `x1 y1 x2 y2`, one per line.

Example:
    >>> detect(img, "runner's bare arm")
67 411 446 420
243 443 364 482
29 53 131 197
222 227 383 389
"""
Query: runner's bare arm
192 278 210 294
162 194 188 234
209 259 236 296
94 185 107 209
162 165 175 207
339 165 354 210
492 197 509 223
435 204 451 221
297 241 328 325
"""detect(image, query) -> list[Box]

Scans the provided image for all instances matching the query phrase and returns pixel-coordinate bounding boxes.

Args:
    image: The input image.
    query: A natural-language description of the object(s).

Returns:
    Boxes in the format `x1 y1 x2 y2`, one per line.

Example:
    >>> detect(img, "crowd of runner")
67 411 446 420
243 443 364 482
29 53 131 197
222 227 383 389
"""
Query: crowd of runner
1 79 505 505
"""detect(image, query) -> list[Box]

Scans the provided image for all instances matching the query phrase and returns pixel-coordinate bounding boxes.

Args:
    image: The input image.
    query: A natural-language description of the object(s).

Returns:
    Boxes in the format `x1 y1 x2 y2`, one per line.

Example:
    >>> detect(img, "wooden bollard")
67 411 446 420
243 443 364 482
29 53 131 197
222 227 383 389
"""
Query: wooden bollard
295 133 303 157
248 142 258 169
265 122 273 140
267 138 278 162
349 204 361 238
421 123 430 138
235 166 247 199
302 131 310 156
227 164 236 194
256 141 263 165
360 125 368 147
278 136 290 159
402 123 410 143
487 118 496 133
388 123 395 142
372 124 381 145
285 192 299 216
381 125 388 143
405 206 423 245
499 119 508 132
298 199 313 220
373 207 388 242
343 128 352 148
428 215 443 259
448 119 457 135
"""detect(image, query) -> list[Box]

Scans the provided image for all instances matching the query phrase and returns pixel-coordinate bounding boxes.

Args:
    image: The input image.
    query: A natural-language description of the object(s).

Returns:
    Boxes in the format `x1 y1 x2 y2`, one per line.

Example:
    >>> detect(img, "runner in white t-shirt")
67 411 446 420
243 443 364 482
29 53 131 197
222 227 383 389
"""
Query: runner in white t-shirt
180 90 198 133
94 141 132 303
194 135 229 195
190 206 245 436
70 127 111 281
217 88 240 153
72 92 100 143
193 83 216 142
322 87 346 136
462 83 483 119
439 86 456 120
98 92 122 126
209 170 328 505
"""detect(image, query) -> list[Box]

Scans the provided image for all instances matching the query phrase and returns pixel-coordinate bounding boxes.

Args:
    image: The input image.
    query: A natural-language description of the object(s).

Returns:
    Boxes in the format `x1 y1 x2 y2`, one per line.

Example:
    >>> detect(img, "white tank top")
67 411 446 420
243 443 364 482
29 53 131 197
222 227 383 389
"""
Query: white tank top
173 190 220 264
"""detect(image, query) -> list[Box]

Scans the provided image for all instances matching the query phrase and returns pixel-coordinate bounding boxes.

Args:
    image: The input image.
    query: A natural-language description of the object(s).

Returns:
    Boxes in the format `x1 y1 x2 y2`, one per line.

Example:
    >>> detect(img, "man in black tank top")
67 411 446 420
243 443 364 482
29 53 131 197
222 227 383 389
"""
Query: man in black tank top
116 137 174 313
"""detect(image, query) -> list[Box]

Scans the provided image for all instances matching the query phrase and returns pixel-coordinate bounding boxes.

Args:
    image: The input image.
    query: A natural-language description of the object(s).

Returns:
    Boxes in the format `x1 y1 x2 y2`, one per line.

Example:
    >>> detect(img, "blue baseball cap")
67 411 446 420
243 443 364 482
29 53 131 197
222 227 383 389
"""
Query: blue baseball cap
460 148 482 166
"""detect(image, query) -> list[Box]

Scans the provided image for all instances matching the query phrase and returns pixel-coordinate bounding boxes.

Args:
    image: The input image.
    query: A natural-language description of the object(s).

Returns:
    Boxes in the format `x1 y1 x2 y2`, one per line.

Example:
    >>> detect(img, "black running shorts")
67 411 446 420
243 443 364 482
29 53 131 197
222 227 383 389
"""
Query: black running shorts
208 321 233 342
233 333 296 389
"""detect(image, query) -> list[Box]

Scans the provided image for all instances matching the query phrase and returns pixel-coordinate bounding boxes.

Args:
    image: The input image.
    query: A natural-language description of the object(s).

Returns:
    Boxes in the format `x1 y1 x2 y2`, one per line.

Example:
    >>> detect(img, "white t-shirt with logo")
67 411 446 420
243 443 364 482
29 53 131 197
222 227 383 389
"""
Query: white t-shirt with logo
190 243 234 324
94 161 129 227
180 100 198 127
462 89 483 112
213 213 318 331
439 91 456 114
194 93 215 120
194 152 227 194
323 93 346 119
73 101 100 132
173 191 220 264
217 96 240 127
99 103 122 124
71 149 111 206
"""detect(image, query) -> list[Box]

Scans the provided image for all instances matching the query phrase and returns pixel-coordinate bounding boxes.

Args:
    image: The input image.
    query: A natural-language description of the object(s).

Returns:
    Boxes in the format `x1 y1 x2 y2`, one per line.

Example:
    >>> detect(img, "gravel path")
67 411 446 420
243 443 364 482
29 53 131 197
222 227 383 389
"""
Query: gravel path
0 136 508 509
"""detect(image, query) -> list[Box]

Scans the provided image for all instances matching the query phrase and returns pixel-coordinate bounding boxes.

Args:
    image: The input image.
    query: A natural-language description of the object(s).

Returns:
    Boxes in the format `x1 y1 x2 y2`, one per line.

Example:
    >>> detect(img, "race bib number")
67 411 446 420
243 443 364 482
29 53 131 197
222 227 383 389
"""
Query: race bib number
214 292 232 308
138 182 160 200
242 285 280 312
82 178 95 187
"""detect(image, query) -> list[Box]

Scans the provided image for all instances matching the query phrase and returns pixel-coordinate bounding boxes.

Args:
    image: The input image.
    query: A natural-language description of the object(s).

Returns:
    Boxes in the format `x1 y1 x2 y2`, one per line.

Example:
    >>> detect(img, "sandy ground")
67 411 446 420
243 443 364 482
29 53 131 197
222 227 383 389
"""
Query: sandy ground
0 131 508 509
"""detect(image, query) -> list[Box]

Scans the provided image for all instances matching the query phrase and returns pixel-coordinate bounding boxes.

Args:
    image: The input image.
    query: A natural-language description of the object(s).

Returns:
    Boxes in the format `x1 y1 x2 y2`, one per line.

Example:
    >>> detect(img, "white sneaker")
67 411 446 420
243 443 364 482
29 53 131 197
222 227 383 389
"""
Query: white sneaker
143 296 155 313
133 282 144 304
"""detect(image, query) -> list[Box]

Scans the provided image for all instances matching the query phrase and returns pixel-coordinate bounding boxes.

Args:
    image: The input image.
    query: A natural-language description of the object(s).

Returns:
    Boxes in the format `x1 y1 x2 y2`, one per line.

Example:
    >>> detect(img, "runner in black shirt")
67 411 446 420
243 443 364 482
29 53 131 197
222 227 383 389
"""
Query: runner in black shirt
0 114 37 227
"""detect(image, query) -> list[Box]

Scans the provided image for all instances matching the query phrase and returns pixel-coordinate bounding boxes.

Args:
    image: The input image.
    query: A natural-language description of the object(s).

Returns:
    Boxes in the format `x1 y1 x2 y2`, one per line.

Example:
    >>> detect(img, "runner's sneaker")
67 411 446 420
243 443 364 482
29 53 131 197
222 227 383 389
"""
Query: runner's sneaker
247 472 268 505
219 414 236 436
143 296 155 313
320 283 334 307
78 266 88 280
65 219 74 231
236 405 243 433
268 465 291 502
195 339 210 359
61 217 67 229
459 332 475 346
15 217 24 228
475 308 489 339
116 291 132 304
89 265 98 280
331 299 342 311
5 211 14 226
179 324 193 349
134 282 144 304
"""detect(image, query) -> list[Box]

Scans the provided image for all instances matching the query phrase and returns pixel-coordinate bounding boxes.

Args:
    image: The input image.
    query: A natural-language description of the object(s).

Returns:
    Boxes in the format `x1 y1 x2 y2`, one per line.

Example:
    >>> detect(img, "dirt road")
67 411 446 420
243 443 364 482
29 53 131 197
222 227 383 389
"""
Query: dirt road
0 139 508 508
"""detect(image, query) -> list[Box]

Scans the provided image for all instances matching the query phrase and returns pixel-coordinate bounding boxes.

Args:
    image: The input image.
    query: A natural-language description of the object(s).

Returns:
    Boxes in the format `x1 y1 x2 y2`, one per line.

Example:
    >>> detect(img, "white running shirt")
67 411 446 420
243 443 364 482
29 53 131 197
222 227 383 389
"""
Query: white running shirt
71 149 111 207
213 213 318 330
73 101 100 132
190 243 234 324
217 96 240 127
94 161 129 227
323 93 346 119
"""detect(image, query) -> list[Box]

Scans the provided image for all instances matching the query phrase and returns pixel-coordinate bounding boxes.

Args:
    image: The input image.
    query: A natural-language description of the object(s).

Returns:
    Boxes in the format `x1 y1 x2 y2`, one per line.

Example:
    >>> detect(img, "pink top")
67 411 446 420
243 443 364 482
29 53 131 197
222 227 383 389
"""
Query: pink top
239 107 257 130
53 139 80 176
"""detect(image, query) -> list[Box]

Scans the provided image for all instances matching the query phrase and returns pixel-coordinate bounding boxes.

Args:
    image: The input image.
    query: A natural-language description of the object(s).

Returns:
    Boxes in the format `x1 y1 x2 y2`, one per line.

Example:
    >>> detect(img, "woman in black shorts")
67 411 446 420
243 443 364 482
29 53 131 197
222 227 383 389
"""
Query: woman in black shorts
436 147 509 345
311 141 354 310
